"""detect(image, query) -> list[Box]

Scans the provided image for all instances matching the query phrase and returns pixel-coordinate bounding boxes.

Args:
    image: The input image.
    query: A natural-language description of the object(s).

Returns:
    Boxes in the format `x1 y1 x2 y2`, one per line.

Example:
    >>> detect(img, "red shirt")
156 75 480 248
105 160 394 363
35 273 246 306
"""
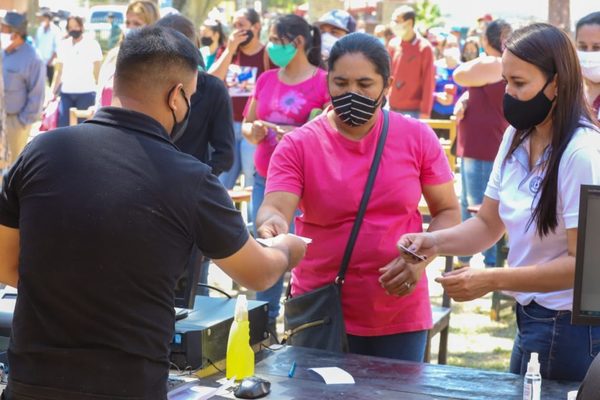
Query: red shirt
266 110 453 336
388 36 435 115
221 46 274 122
456 80 509 161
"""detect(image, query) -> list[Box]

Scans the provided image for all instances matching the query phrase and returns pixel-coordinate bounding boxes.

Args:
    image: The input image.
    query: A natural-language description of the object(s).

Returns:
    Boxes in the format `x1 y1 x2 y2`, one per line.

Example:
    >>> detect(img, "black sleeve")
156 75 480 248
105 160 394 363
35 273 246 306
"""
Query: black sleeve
193 170 249 259
205 76 235 176
0 154 25 228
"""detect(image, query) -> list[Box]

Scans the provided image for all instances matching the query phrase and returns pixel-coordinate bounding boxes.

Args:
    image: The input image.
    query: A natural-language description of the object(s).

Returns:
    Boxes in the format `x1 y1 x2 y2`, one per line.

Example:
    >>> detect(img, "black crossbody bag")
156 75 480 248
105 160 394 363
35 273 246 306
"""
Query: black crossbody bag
282 110 390 352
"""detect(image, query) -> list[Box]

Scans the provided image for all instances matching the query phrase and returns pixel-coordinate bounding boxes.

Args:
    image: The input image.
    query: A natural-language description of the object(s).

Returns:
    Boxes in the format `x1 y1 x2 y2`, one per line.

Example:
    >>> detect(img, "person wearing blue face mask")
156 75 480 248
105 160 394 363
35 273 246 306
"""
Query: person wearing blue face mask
400 23 600 382
1 11 45 164
242 14 329 337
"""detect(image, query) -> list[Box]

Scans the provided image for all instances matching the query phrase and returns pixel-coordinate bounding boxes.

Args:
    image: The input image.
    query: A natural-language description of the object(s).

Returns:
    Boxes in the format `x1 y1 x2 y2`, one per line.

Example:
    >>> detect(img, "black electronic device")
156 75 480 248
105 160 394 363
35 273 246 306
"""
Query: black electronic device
170 295 269 370
234 376 271 399
173 248 202 309
573 185 600 325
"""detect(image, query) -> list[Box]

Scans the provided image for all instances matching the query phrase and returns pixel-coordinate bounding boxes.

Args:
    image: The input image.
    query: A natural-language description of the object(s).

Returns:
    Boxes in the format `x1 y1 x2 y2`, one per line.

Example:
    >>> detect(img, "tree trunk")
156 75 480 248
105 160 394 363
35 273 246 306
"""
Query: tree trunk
185 0 222 25
26 0 39 32
548 0 570 35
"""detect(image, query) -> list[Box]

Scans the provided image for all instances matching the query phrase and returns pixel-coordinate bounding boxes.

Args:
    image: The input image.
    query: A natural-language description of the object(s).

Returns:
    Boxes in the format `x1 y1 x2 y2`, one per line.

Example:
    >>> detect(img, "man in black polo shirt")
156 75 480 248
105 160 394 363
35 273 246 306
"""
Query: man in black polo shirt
0 26 306 400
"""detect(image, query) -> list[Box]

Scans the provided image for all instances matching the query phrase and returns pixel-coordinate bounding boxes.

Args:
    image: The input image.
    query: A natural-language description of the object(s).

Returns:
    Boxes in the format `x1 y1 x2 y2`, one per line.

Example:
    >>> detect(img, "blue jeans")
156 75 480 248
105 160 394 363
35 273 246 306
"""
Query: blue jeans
58 92 95 127
252 172 296 323
459 157 497 266
219 122 256 190
391 108 420 118
347 330 428 361
510 301 600 381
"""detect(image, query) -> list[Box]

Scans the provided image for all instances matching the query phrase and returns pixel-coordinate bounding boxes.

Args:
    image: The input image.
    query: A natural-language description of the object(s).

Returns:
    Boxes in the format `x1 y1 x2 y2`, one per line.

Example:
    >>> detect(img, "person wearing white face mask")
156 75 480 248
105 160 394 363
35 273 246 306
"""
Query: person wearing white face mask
1 12 45 165
576 12 600 119
387 6 435 119
314 9 356 62
431 34 464 132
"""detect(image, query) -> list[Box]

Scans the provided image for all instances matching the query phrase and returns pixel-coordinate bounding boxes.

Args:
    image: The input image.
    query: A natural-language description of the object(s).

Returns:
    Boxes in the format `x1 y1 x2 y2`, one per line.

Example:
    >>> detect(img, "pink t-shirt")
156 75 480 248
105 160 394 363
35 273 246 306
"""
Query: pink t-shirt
266 109 453 336
248 68 329 177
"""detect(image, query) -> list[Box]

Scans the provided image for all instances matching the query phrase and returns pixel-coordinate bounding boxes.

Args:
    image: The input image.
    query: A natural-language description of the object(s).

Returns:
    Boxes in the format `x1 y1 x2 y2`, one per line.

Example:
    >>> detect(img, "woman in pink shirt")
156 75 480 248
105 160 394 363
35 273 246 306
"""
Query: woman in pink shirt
242 14 329 330
257 33 460 360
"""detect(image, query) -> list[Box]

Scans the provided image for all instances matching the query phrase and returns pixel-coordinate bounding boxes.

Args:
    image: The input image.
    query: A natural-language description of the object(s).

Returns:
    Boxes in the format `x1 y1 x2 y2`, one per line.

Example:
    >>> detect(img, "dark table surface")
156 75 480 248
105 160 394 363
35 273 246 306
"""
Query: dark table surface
192 346 580 400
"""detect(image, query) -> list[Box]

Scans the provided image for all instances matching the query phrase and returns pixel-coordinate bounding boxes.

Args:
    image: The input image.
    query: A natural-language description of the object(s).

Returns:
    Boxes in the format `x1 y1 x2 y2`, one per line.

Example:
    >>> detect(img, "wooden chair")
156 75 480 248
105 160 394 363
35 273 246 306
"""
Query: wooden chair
228 187 252 228
425 254 453 364
69 107 95 126
420 117 458 172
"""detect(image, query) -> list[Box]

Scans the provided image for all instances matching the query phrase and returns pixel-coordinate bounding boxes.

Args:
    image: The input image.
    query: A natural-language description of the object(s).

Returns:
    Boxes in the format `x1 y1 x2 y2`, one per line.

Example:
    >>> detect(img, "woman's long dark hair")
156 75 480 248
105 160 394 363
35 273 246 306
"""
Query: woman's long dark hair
272 14 322 67
504 23 598 237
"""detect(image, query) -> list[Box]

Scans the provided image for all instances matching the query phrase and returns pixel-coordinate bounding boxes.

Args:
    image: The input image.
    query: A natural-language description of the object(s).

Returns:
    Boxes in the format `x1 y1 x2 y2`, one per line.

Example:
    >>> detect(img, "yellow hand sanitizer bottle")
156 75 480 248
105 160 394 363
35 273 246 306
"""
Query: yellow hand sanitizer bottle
226 294 254 380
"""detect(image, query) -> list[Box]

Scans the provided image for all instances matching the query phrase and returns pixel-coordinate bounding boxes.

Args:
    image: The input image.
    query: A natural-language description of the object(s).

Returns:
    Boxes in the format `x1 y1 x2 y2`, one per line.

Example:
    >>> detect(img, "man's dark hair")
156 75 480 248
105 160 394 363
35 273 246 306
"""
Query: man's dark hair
66 15 84 30
115 25 200 95
394 6 416 25
156 14 206 70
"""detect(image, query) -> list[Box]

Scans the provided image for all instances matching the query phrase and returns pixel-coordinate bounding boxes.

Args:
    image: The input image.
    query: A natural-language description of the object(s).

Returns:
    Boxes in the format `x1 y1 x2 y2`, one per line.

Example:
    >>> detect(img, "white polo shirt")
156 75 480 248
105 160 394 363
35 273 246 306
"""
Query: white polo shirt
485 124 600 310
56 35 103 94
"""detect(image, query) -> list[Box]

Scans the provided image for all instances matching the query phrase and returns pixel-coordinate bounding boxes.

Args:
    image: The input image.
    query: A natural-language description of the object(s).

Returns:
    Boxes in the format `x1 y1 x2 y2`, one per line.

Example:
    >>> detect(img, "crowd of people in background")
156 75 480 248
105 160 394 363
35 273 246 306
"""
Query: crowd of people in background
1 1 600 397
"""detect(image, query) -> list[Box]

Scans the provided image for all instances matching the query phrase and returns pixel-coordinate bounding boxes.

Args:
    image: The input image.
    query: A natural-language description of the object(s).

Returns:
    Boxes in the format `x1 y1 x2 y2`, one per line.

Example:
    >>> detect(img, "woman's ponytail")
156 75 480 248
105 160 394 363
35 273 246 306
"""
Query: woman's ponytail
308 25 323 67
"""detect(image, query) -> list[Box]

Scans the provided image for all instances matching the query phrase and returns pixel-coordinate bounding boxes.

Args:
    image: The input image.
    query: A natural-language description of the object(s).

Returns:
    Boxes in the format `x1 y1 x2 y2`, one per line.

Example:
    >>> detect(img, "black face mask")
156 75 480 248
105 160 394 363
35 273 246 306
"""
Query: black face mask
69 30 82 39
240 29 254 47
200 37 213 47
331 90 384 127
168 86 191 143
503 77 555 130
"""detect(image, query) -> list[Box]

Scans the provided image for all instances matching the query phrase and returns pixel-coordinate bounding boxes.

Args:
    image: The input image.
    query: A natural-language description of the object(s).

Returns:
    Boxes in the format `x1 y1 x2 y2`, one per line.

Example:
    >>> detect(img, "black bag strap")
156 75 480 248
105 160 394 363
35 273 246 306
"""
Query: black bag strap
284 111 389 300
336 110 389 285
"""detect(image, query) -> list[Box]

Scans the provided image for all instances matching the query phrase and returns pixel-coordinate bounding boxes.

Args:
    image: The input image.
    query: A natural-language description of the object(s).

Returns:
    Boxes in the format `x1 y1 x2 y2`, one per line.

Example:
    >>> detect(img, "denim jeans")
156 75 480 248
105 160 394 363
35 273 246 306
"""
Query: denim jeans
459 157 497 266
510 301 600 381
218 122 256 190
391 108 420 119
58 92 95 127
347 330 428 361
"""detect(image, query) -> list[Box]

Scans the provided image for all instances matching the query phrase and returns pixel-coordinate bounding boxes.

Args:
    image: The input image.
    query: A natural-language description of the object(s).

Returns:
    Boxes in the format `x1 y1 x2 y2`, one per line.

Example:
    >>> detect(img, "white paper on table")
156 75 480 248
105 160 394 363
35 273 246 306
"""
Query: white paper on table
309 367 355 384
256 234 312 247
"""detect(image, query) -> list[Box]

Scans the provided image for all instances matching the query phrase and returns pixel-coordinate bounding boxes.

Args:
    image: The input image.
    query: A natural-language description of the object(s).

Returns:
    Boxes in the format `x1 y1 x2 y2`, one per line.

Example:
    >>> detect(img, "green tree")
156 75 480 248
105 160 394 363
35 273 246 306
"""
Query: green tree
266 0 304 13
182 0 222 25
414 0 443 33
26 0 39 30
